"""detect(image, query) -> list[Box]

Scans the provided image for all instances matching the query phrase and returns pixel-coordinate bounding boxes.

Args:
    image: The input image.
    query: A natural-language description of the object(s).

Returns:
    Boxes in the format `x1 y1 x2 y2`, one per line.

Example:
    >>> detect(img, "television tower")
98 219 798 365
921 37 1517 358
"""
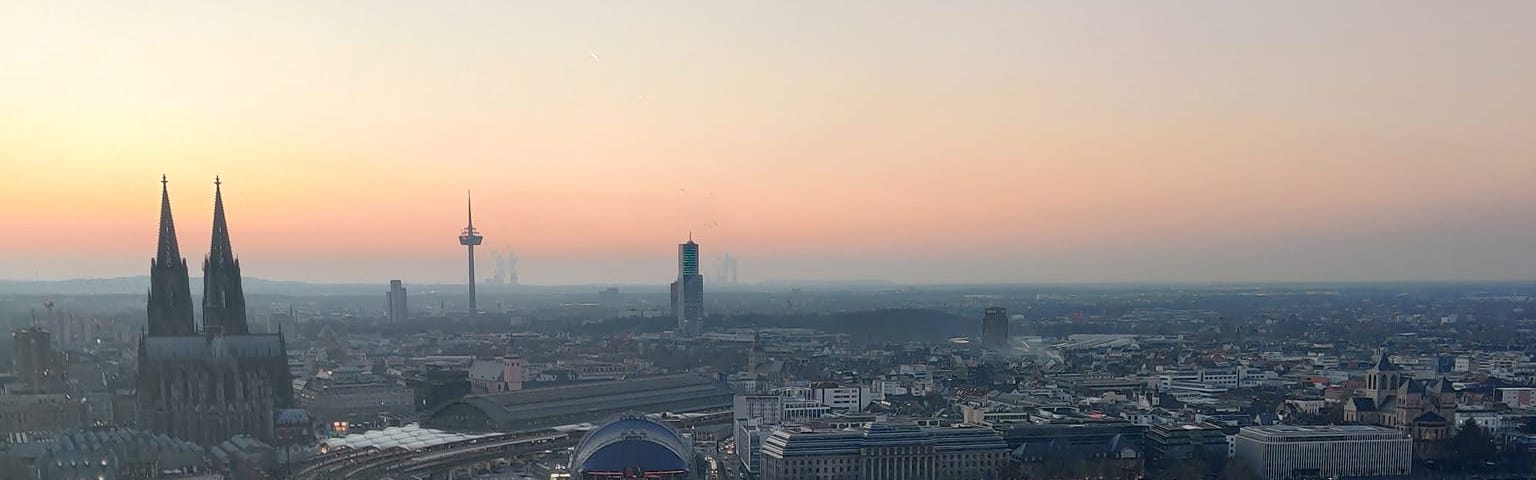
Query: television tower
458 191 484 316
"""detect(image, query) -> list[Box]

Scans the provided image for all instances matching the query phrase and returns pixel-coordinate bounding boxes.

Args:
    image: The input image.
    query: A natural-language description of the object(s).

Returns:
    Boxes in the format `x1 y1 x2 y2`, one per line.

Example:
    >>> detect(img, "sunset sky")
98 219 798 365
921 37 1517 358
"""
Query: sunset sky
2 1 1534 285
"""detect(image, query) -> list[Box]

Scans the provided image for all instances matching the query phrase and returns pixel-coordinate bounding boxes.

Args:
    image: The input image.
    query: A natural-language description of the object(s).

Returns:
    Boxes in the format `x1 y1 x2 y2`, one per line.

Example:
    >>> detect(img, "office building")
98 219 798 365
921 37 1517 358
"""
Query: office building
670 235 704 335
386 279 408 323
760 422 1009 480
735 393 834 476
12 327 53 391
1156 367 1264 391
718 253 739 285
738 418 771 476
1145 422 1228 465
811 383 872 412
734 394 831 425
1000 422 1145 479
736 394 787 425
598 287 621 309
981 306 1008 349
1235 425 1411 480
401 364 471 412
295 368 415 425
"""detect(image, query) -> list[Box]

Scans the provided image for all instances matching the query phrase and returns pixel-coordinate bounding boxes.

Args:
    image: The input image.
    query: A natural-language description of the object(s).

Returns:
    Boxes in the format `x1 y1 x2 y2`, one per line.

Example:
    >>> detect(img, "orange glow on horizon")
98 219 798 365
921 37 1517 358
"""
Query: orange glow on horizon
2 1 1534 284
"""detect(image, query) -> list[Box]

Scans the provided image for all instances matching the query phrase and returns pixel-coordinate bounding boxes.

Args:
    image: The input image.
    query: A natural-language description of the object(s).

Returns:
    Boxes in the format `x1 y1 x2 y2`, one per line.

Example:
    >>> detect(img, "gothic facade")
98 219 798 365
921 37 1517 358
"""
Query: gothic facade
1344 350 1456 441
136 177 294 445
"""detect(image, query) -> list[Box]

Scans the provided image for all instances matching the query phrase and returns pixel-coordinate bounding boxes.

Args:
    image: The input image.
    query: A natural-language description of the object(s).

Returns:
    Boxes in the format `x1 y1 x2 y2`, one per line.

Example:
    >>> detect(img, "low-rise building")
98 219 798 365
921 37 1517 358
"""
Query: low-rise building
1499 387 1536 409
296 369 415 424
468 355 524 394
1145 422 1228 465
1002 422 1145 480
0 428 210 480
736 394 786 425
0 393 87 435
1234 425 1411 480
811 384 872 412
760 422 1008 480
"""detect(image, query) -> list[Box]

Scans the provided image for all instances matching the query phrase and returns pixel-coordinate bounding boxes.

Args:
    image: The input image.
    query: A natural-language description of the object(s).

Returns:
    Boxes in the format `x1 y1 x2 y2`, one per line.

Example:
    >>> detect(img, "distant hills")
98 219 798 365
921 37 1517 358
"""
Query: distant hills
0 276 790 296
0 276 345 296
1 276 1529 297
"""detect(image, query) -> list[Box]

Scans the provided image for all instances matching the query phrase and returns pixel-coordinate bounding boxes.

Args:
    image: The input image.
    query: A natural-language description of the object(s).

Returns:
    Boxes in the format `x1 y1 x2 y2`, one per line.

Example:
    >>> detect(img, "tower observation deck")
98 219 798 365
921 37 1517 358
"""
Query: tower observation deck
459 191 483 316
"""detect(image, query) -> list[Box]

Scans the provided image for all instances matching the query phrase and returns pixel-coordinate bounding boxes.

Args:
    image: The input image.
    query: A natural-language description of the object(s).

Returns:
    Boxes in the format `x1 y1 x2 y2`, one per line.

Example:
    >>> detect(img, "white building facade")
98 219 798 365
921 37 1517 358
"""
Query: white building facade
1234 425 1411 480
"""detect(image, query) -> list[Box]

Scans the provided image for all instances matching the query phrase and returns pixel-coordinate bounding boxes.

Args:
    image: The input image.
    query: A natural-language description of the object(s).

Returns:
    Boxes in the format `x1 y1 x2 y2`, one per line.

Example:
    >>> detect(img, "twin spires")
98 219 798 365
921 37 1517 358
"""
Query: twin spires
147 175 249 337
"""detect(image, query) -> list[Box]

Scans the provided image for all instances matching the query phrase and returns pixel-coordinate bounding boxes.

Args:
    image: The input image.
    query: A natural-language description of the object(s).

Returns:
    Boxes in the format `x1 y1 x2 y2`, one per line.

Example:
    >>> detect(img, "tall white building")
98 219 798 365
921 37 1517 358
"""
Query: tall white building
1234 425 1411 480
735 394 787 425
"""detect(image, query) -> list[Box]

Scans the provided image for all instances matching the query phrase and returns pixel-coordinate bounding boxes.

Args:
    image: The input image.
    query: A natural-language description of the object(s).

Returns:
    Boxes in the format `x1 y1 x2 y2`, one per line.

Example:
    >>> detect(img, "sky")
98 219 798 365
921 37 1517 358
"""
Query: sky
2 1 1534 285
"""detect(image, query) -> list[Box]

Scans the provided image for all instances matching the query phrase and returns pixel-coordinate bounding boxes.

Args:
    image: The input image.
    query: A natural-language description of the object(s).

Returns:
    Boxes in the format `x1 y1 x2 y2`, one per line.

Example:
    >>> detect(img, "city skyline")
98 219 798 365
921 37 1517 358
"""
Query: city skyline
4 3 1535 479
3 1 1535 285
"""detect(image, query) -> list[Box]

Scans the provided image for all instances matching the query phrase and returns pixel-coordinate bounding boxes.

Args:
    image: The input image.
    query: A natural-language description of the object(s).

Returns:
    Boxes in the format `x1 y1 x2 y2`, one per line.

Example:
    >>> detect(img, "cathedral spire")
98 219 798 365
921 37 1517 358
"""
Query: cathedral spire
148 175 196 336
209 176 233 266
203 176 249 335
156 174 181 265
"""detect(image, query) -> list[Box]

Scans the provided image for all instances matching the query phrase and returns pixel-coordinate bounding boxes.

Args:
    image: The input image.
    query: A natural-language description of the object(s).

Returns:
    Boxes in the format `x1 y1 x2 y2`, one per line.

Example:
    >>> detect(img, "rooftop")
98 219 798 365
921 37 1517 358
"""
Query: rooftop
1246 425 1397 435
323 424 498 451
1239 425 1407 442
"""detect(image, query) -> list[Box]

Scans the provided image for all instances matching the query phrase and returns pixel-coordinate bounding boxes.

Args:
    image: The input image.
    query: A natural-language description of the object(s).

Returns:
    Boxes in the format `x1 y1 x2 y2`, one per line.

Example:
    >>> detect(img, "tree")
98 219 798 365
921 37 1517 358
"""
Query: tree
1152 450 1211 480
1324 402 1346 424
1220 458 1263 480
1452 418 1499 469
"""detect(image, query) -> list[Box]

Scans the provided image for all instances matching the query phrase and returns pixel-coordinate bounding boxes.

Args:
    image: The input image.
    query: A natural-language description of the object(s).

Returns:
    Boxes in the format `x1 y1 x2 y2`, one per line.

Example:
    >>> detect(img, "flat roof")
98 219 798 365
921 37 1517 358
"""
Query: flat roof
1246 425 1395 434
1240 425 1407 442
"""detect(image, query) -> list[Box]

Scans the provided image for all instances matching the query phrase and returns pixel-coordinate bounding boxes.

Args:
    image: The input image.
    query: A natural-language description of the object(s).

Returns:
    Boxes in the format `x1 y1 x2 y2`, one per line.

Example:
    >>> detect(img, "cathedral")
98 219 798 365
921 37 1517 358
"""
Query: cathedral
1344 350 1456 441
136 176 294 445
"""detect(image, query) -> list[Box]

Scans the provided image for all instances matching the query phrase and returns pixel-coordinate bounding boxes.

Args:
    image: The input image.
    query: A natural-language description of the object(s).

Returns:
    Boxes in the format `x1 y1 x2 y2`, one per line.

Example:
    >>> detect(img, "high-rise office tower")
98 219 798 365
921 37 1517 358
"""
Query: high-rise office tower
982 306 1009 349
458 192 483 316
506 252 518 286
717 253 740 285
202 177 249 335
13 327 52 391
387 280 409 323
670 235 704 335
492 251 507 285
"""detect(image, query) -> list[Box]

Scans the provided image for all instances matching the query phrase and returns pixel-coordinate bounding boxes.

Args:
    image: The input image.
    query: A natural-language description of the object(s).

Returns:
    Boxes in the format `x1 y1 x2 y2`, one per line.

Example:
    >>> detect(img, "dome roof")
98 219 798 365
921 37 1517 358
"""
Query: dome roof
573 416 691 475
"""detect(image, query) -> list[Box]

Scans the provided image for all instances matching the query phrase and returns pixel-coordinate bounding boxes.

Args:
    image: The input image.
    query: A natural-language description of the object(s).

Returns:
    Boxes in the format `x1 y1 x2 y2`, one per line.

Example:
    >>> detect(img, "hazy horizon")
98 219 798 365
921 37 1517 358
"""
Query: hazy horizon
4 1 1535 285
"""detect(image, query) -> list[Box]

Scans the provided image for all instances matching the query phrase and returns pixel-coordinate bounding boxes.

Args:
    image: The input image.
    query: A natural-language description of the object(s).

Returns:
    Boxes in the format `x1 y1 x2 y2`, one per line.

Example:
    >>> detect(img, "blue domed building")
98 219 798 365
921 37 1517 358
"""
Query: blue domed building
571 415 695 479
